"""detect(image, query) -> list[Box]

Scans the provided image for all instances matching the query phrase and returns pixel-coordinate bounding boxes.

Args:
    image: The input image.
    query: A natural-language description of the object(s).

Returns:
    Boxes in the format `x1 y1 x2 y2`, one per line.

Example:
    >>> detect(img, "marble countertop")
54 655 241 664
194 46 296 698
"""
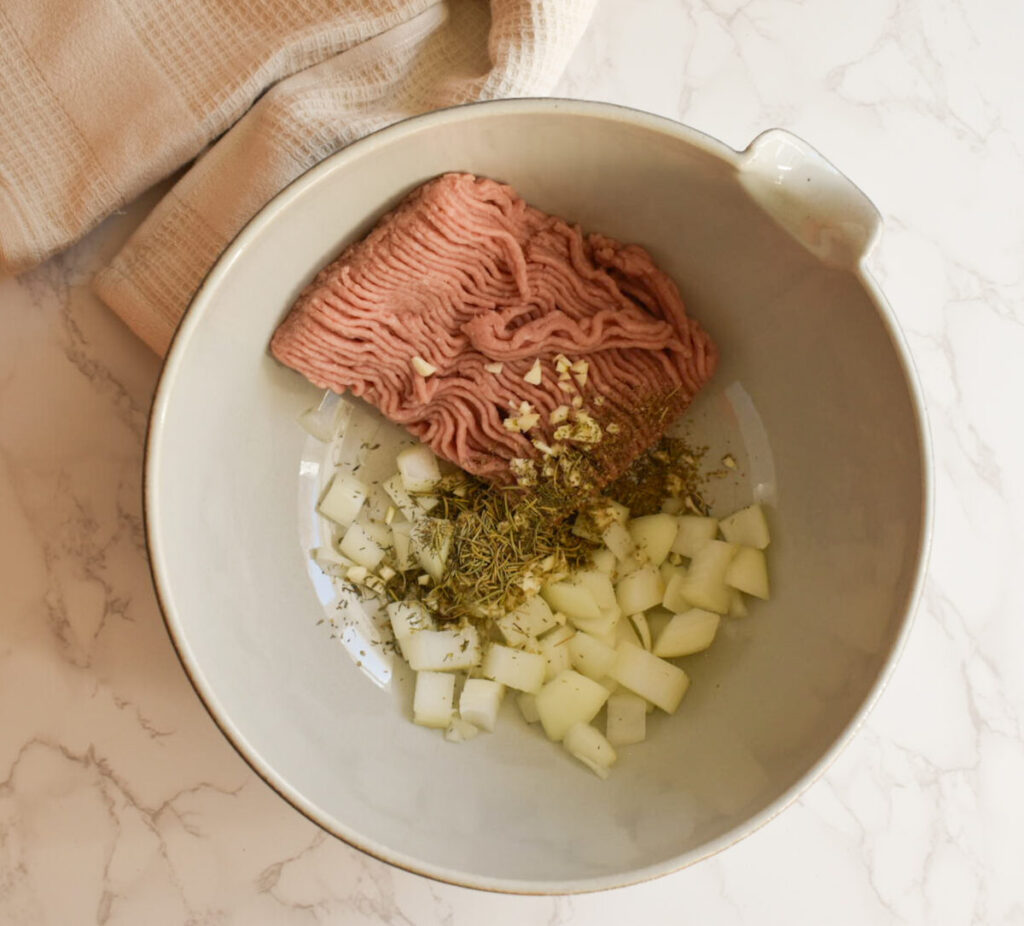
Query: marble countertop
2 0 1022 922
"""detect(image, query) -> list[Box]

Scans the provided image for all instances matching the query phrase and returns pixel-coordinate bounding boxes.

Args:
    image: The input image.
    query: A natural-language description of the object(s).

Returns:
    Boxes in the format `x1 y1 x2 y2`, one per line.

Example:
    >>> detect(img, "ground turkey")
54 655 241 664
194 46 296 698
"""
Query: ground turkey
271 173 717 495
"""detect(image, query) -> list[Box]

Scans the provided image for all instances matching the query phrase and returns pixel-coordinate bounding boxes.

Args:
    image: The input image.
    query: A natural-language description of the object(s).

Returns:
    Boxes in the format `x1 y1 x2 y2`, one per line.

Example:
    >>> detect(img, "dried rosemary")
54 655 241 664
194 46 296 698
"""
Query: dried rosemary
420 477 596 622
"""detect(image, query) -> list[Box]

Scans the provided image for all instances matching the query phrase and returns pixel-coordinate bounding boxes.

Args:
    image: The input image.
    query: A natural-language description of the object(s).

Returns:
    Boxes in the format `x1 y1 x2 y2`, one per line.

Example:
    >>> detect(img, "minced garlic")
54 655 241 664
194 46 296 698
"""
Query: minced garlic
509 457 538 485
549 405 570 424
411 355 437 377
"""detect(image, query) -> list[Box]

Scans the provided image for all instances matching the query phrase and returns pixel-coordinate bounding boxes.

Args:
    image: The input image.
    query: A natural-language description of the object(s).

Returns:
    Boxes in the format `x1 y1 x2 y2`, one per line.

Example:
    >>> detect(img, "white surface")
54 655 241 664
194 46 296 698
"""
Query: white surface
0 0 1020 920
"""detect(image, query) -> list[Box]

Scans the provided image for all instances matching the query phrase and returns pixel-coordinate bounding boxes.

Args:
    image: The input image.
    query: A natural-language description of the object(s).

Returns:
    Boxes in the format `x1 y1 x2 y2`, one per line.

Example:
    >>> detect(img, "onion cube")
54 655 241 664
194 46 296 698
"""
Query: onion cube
671 516 719 557
481 644 546 693
382 474 419 521
386 600 435 645
725 546 770 599
311 545 355 579
317 472 368 527
541 579 602 623
535 670 611 742
397 444 441 493
665 540 737 613
615 565 664 616
338 521 386 570
390 521 412 570
591 499 630 528
591 548 617 577
516 692 540 724
662 570 691 613
719 504 771 549
563 722 617 779
653 608 720 658
602 521 636 562
403 626 481 672
610 641 690 713
296 398 340 442
605 691 647 746
459 678 505 732
497 596 558 647
574 569 617 610
568 632 617 680
568 603 621 638
628 513 678 566
615 554 644 579
413 671 455 728
537 625 575 680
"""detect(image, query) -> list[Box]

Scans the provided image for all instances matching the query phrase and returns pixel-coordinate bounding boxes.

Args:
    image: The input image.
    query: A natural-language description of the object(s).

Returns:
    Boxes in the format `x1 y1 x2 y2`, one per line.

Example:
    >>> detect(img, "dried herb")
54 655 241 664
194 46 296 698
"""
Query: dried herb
422 478 597 621
605 436 710 516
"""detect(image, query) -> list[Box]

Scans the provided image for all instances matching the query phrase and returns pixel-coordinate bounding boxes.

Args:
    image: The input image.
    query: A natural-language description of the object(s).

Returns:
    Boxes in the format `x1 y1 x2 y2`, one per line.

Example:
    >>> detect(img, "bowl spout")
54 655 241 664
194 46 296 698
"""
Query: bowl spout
738 129 881 269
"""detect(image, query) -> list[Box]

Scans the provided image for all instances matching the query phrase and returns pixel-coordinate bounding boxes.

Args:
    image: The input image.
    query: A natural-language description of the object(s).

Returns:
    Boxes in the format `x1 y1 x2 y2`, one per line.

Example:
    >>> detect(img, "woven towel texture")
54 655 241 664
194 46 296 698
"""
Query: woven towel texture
0 0 595 353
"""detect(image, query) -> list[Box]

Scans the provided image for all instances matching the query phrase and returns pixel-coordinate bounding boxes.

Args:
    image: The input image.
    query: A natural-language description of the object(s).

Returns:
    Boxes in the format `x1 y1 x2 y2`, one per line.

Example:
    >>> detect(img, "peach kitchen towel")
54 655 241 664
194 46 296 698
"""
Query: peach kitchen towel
0 0 596 354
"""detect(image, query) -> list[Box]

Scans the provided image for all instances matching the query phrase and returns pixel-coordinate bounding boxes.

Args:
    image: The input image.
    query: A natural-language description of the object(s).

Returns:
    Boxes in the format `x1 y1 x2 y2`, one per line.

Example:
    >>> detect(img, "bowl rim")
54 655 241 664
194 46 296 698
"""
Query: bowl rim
144 96 934 895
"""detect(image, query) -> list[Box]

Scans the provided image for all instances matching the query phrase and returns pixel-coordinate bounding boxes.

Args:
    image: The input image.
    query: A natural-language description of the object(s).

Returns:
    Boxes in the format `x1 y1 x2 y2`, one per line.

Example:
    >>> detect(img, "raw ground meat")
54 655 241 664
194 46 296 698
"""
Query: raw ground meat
271 172 717 495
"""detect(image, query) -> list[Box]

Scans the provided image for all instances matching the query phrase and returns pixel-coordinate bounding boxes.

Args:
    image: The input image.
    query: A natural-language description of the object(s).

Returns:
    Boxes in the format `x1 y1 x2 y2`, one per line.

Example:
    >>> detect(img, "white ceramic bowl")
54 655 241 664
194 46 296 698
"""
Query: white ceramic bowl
146 100 931 893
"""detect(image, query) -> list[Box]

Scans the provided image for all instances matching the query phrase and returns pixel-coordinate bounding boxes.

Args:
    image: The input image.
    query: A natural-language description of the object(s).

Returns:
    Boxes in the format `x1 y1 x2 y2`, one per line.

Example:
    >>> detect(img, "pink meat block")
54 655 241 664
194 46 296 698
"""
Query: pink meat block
271 173 717 491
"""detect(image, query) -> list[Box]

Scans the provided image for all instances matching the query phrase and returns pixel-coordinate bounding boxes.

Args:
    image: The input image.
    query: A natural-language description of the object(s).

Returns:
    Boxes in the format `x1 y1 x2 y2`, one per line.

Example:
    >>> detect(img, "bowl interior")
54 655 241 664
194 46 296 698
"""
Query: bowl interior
148 102 927 892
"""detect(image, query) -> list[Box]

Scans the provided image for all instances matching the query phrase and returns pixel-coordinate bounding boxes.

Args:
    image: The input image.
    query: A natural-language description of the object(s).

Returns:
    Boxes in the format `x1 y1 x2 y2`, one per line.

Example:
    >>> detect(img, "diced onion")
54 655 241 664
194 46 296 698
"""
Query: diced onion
317 472 368 528
605 691 647 747
568 632 617 681
628 514 678 566
563 722 616 779
535 670 610 742
516 692 540 724
541 579 602 624
459 678 505 732
725 546 770 599
413 671 455 728
615 565 664 616
653 608 720 658
537 625 575 681
338 522 386 570
609 641 690 714
403 625 482 672
671 516 719 557
397 444 442 493
481 644 546 693
497 596 558 647
719 504 771 549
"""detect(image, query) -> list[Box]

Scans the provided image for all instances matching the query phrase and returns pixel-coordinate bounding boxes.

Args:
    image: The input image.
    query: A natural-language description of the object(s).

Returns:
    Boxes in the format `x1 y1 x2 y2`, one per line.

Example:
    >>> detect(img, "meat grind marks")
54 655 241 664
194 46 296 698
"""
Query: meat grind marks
271 173 717 493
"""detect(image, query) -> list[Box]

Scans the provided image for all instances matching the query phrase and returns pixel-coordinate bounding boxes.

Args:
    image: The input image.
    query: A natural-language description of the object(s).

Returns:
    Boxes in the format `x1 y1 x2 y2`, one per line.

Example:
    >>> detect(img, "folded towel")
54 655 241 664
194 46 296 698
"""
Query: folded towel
0 0 595 353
